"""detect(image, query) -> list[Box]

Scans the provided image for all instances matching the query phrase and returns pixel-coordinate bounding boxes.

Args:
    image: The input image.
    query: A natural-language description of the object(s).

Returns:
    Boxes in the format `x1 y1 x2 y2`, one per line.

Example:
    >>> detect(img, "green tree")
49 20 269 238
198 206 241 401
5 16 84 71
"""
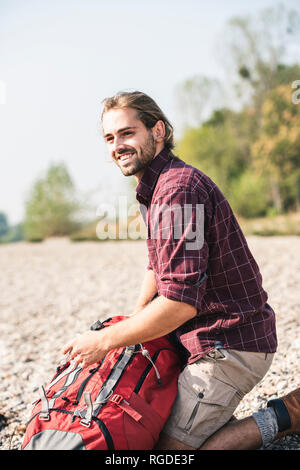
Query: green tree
0 212 9 238
218 4 300 113
24 163 81 241
229 170 270 218
176 107 254 195
174 5 300 219
174 75 224 130
252 84 300 213
175 6 300 135
0 223 24 243
176 108 270 218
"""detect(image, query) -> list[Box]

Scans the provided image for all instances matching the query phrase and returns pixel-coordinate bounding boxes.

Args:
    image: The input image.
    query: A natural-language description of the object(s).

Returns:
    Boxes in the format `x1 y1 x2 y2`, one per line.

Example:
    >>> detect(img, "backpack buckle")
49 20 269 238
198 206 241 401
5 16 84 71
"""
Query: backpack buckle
110 394 123 405
80 418 91 428
39 412 50 421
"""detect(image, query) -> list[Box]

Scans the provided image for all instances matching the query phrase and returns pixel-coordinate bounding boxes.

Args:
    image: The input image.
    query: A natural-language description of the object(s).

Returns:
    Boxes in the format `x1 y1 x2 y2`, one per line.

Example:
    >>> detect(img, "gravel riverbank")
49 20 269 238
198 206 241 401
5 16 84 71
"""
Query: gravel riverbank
0 237 299 450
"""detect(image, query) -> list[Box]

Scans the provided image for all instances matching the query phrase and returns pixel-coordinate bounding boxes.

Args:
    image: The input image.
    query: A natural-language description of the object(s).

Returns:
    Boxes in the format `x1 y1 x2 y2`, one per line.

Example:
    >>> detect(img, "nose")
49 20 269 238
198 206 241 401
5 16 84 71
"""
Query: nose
111 135 125 156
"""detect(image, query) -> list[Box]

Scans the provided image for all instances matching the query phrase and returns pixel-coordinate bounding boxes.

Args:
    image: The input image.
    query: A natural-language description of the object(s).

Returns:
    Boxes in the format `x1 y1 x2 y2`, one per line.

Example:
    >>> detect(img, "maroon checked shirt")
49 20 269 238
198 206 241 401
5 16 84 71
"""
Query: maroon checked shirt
136 148 277 364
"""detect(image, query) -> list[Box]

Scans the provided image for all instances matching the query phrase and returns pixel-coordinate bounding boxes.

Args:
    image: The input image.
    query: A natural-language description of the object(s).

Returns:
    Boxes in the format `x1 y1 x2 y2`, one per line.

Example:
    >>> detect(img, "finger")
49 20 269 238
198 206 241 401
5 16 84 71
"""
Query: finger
68 349 81 362
62 343 73 355
73 355 83 368
62 334 81 355
80 355 91 369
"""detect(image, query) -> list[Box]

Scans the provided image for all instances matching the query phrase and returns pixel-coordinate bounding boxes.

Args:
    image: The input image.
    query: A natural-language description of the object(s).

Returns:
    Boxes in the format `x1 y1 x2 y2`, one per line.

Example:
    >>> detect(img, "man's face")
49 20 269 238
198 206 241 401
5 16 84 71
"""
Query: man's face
102 107 157 178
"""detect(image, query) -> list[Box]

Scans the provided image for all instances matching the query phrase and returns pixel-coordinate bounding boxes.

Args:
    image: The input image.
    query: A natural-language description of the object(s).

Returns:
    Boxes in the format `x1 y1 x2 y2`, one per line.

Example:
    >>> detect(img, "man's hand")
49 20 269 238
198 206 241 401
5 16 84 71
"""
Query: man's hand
62 330 108 369
62 295 196 369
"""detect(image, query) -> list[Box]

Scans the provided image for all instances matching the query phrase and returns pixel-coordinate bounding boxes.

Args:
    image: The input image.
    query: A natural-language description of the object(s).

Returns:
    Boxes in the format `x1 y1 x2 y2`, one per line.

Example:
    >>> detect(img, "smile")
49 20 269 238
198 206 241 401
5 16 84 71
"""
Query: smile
118 152 135 162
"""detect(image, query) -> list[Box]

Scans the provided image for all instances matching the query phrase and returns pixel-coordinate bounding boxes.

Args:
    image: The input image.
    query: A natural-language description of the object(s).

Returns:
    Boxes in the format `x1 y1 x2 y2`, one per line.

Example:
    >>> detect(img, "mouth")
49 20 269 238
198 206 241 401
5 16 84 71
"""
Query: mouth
117 151 135 163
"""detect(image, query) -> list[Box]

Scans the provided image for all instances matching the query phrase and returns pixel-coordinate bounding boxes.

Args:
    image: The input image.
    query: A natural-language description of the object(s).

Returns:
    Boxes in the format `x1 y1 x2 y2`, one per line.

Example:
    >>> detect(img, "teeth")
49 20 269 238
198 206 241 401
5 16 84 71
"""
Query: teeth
119 153 133 161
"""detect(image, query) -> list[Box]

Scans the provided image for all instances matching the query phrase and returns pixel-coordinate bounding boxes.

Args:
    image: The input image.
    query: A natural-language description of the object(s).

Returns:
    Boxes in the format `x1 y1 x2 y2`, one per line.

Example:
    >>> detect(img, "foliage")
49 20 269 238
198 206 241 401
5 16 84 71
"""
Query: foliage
176 112 246 197
218 4 300 111
24 163 81 241
174 76 224 129
176 107 271 218
0 212 9 238
252 84 300 213
0 212 24 244
229 170 270 218
175 5 300 219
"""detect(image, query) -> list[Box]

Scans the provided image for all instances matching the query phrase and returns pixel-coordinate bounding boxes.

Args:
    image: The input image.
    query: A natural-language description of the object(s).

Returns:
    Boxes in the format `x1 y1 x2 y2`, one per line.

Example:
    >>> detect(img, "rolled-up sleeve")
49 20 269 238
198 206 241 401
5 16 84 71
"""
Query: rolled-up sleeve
148 186 210 312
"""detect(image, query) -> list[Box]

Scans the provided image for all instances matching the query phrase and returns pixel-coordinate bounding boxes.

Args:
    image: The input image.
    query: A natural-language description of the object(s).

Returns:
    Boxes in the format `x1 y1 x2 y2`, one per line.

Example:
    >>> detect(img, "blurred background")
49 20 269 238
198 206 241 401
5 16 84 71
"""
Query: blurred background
1 1 300 451
0 0 300 242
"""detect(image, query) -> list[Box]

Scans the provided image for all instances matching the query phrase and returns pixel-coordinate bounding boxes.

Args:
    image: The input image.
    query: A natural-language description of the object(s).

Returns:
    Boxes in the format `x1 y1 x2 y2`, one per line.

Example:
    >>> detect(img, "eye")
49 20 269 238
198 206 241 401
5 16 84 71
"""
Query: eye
106 136 114 143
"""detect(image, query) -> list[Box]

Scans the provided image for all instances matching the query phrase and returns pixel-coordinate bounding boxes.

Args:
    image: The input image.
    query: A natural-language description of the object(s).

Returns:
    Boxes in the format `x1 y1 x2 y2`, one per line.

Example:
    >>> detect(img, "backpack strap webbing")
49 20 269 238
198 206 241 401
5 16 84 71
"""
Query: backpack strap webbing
74 345 138 427
92 345 138 418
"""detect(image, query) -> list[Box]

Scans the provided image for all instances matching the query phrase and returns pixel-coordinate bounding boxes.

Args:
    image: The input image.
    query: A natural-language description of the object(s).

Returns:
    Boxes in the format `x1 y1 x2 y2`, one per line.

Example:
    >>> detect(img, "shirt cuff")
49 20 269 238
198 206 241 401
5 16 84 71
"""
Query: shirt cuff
158 281 204 312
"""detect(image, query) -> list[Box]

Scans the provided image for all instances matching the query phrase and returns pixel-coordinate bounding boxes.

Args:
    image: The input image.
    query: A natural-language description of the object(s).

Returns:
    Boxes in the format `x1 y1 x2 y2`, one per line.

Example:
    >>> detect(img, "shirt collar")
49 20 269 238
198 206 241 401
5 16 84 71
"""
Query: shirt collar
136 147 173 204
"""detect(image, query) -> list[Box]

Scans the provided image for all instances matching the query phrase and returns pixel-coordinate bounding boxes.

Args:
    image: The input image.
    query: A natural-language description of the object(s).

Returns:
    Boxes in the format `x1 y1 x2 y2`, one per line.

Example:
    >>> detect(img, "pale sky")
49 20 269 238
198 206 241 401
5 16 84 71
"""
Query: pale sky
0 0 299 224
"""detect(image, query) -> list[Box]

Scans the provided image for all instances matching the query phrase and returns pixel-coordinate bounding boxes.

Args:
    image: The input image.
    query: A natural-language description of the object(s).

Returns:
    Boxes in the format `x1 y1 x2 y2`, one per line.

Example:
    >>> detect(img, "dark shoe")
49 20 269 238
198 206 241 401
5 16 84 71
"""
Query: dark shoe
267 387 300 440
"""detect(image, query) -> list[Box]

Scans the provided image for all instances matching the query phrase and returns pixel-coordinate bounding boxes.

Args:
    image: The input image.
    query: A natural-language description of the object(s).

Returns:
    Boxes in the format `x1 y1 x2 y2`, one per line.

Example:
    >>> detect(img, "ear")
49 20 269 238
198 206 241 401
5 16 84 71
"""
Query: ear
152 120 165 143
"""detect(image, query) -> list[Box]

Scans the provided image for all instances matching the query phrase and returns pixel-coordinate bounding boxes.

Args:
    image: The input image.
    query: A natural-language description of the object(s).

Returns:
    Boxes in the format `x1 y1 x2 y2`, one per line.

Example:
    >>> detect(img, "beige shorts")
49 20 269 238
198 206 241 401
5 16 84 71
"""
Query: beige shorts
163 347 274 448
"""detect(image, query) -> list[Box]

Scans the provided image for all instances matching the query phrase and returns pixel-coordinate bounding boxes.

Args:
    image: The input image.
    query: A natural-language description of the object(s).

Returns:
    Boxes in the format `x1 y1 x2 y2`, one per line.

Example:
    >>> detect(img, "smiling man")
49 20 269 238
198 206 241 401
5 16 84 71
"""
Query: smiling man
103 106 160 178
63 91 300 450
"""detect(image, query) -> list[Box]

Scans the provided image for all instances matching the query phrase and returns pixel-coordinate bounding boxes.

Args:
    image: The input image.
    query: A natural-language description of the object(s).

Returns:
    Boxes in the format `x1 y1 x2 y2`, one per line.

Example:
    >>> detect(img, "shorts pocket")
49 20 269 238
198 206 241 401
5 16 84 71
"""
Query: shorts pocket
174 376 237 435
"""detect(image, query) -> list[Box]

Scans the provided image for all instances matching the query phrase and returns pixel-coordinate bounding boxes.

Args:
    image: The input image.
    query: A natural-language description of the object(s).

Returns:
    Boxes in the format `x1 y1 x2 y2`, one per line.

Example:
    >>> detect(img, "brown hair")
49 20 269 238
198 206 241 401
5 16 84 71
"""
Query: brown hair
101 91 174 151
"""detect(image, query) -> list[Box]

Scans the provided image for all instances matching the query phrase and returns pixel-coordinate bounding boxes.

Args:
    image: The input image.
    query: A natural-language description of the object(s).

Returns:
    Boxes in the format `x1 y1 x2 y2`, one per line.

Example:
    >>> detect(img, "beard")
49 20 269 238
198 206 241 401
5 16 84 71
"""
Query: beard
115 132 156 177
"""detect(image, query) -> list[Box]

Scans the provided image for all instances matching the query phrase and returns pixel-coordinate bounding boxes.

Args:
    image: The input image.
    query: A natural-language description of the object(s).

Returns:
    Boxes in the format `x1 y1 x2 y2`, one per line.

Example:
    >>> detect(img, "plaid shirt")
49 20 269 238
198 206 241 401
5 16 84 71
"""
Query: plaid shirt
136 148 277 363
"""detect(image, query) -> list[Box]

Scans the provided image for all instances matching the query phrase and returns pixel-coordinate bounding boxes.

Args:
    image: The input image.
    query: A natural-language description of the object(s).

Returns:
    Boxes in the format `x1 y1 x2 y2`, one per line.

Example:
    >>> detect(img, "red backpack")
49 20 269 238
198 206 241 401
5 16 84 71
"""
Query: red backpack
22 316 181 450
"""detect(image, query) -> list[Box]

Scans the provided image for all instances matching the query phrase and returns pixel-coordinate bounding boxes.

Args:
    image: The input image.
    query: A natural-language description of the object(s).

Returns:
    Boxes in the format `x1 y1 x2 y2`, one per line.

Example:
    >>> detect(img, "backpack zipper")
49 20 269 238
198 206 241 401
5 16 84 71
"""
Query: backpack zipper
48 367 83 408
47 362 82 389
74 363 102 404
133 348 171 394
139 346 162 386
93 416 114 450
49 361 70 383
